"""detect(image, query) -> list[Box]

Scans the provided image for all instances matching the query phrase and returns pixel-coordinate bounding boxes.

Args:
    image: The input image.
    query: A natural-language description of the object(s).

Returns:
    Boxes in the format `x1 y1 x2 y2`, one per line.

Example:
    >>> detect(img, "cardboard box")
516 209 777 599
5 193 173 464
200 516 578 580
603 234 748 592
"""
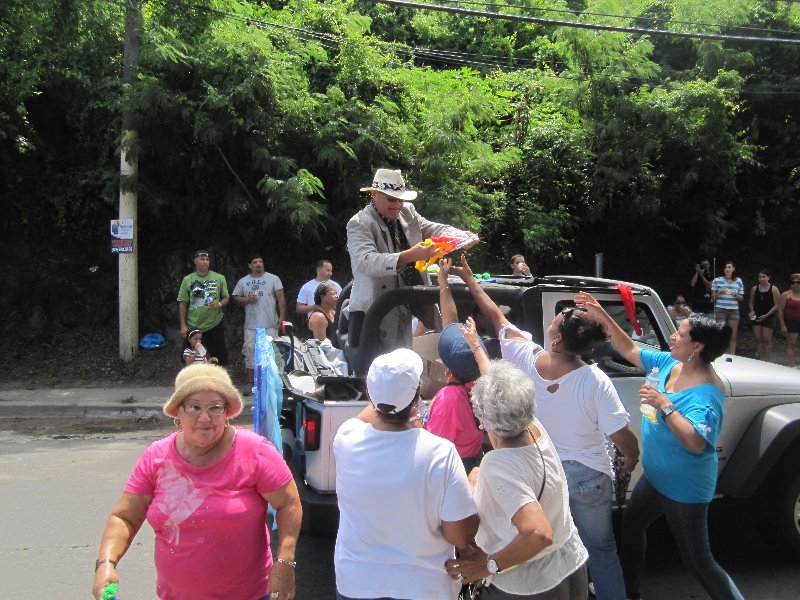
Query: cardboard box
413 332 447 399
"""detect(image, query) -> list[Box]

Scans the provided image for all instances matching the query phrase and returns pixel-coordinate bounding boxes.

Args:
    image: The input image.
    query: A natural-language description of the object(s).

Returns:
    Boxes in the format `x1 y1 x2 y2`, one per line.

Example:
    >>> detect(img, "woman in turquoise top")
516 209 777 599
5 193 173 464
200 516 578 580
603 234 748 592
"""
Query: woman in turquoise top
575 292 744 600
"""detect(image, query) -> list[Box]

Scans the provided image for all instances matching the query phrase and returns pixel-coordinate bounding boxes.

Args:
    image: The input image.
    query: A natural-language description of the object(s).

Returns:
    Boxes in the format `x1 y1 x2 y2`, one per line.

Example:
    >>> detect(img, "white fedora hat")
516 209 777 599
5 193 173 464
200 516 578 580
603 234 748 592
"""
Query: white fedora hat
359 168 418 201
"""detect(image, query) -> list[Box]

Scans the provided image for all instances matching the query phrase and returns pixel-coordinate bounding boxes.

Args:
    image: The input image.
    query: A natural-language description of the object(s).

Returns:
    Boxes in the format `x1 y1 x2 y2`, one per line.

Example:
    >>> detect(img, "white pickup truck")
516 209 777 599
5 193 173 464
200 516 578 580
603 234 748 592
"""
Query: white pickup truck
279 274 800 559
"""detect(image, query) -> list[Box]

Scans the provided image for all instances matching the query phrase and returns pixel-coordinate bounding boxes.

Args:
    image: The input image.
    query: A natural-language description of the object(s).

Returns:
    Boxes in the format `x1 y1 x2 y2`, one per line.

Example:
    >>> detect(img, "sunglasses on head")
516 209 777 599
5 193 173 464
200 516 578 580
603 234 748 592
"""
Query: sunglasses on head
561 307 587 322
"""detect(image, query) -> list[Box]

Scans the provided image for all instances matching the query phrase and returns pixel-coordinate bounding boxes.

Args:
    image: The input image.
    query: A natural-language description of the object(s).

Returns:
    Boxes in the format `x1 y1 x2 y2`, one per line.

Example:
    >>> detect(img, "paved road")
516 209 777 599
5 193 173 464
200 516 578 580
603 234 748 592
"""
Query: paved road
1 423 797 599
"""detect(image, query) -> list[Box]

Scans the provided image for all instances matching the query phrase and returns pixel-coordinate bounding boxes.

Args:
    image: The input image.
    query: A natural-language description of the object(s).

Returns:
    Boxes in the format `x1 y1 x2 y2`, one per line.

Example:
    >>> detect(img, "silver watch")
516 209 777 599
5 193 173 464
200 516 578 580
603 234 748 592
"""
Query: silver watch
661 404 678 419
487 554 501 574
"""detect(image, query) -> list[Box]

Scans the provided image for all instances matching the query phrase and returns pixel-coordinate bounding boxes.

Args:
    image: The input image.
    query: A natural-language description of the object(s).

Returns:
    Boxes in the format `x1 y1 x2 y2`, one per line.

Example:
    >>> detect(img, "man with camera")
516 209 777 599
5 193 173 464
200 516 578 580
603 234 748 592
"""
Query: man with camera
177 249 230 365
690 259 714 314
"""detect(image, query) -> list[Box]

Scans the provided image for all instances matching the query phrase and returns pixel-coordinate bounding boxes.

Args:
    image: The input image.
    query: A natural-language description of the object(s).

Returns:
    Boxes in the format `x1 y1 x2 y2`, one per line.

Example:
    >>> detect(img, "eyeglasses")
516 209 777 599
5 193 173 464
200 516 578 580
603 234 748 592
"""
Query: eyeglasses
792 280 800 285
561 307 577 321
181 404 227 417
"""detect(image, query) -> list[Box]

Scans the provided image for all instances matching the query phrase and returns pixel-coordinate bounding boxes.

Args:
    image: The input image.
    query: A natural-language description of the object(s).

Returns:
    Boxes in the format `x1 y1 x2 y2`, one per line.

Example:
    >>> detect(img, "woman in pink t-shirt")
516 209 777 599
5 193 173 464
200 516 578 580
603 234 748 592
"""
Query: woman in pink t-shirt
92 364 302 600
423 258 486 472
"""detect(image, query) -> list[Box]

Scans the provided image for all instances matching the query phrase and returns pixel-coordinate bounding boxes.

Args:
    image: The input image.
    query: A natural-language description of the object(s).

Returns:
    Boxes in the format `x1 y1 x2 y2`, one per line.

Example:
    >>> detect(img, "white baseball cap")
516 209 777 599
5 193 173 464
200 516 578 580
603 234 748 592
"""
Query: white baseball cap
367 348 423 414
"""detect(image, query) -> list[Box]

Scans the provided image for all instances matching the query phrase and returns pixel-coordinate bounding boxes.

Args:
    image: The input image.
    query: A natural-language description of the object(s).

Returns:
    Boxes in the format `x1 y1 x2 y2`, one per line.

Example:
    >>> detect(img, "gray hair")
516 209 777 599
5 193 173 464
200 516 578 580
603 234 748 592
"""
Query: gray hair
470 360 536 438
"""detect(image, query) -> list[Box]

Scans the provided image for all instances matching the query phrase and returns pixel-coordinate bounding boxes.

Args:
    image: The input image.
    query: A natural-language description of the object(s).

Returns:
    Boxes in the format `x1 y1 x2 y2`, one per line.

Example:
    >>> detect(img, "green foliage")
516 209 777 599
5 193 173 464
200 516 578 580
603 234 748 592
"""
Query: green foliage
1 0 799 290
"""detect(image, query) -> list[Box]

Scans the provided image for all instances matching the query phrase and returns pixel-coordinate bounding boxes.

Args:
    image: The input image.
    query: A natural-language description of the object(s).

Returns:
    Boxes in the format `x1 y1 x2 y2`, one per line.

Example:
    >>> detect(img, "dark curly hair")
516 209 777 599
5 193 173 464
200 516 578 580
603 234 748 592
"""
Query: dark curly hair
687 313 732 363
559 308 608 355
314 281 336 306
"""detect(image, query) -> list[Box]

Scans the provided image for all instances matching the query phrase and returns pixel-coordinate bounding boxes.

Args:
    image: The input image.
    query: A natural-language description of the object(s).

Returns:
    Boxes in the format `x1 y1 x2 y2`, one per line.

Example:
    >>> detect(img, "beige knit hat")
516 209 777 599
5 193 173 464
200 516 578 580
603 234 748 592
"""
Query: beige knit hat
164 363 243 418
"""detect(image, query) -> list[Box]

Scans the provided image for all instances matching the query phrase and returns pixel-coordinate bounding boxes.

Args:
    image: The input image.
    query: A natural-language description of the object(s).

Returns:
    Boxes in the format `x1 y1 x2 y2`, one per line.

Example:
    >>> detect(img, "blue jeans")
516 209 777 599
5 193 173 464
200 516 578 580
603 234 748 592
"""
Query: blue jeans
620 475 744 600
562 460 626 600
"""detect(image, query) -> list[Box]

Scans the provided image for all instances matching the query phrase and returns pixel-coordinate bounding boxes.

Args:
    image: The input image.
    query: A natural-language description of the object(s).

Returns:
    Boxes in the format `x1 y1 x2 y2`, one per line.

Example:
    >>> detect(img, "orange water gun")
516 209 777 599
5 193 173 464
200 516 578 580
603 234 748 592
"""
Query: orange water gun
415 236 461 272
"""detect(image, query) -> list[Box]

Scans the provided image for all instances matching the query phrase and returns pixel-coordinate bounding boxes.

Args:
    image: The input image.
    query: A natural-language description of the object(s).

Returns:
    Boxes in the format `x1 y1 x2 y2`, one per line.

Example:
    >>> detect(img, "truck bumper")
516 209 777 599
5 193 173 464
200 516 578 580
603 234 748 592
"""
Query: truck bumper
289 460 340 536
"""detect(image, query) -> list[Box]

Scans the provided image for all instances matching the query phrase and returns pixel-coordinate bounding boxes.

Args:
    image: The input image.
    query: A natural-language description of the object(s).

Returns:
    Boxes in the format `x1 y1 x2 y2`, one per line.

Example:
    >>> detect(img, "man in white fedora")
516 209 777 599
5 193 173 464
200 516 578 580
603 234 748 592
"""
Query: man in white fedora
346 168 478 353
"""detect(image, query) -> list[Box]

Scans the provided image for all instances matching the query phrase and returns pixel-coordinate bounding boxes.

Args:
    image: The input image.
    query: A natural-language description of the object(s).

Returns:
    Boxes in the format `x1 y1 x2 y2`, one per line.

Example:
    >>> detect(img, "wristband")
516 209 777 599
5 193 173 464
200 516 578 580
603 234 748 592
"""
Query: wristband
95 558 118 571
276 558 297 568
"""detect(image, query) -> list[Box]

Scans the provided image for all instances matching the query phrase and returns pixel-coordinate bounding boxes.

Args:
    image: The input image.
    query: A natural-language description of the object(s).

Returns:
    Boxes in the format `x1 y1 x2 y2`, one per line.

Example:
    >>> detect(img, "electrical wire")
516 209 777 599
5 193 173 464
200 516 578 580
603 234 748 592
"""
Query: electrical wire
436 0 800 37
372 0 800 45
174 1 800 81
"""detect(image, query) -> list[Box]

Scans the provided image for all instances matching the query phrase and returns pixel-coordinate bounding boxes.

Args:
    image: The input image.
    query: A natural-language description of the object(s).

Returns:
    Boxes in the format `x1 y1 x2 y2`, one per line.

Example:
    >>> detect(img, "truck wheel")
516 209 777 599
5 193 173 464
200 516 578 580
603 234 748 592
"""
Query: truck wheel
755 467 800 561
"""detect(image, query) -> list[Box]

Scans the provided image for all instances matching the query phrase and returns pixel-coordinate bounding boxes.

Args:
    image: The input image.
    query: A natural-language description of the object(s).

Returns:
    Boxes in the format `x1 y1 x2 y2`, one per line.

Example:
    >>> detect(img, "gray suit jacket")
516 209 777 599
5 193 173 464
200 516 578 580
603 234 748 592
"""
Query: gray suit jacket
346 202 466 350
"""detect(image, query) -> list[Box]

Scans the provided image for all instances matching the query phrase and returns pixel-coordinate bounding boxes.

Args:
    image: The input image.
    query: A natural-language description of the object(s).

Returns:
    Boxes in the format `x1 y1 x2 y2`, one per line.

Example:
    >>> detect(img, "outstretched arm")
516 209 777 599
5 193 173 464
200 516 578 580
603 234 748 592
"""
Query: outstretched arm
450 255 522 339
460 317 491 375
574 291 643 370
438 258 459 328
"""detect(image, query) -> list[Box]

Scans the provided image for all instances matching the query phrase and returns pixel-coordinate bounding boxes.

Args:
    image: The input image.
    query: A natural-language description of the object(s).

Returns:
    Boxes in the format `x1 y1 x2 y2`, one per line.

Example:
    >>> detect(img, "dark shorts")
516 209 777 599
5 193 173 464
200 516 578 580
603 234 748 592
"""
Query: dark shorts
786 318 800 335
200 320 229 365
752 316 777 329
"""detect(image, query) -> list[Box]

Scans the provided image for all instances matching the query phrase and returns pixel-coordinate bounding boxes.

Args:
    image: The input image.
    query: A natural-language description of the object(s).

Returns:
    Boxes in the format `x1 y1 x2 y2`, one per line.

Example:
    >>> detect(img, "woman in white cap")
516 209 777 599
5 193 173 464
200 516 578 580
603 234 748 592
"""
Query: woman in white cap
92 364 302 600
346 168 479 354
333 348 479 600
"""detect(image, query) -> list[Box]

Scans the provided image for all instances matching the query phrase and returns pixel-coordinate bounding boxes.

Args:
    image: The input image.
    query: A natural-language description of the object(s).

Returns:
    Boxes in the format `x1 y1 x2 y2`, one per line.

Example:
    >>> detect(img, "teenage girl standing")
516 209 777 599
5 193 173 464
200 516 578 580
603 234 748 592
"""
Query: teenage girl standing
711 261 744 355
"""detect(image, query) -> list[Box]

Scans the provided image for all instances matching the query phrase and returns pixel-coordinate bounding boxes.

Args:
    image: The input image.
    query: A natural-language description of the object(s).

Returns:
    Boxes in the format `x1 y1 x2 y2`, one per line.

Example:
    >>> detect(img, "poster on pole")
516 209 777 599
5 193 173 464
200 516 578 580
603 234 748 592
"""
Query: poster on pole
110 218 134 253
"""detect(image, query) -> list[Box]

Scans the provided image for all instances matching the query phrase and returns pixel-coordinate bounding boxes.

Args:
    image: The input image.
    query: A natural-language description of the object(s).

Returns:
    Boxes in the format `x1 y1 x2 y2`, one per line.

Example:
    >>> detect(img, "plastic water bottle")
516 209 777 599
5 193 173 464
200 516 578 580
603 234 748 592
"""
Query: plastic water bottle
642 367 660 422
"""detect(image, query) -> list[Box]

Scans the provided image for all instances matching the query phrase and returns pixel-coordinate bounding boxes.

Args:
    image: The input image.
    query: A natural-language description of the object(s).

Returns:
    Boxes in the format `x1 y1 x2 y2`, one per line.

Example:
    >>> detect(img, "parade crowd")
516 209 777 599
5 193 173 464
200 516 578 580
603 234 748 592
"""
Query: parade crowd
89 169 797 600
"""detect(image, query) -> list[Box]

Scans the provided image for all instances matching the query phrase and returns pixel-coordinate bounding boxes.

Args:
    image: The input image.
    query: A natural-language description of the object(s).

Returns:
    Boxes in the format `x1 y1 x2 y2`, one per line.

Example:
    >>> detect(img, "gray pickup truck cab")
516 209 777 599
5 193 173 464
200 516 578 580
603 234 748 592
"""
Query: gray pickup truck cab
280 274 800 559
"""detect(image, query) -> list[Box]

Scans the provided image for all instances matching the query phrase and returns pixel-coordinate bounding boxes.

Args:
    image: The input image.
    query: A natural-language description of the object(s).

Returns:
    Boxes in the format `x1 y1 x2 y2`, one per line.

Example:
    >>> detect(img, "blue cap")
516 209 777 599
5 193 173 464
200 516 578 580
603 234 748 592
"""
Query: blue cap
437 323 486 382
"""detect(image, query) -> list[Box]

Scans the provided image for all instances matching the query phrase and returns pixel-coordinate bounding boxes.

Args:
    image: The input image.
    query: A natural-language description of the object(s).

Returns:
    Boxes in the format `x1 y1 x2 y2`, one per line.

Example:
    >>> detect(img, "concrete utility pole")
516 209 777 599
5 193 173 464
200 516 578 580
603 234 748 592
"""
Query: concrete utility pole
119 0 142 361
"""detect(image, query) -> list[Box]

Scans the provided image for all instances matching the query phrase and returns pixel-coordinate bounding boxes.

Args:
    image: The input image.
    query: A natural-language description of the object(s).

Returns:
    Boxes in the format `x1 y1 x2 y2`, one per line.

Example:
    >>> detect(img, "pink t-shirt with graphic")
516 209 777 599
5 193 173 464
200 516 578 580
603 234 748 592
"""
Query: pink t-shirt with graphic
125 427 292 600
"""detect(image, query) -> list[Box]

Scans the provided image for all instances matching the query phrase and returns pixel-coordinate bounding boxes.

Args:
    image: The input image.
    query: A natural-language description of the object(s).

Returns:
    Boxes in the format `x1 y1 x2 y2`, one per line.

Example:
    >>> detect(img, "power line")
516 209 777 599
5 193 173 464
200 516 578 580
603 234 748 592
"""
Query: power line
440 0 800 38
175 1 800 81
373 0 800 45
181 2 543 71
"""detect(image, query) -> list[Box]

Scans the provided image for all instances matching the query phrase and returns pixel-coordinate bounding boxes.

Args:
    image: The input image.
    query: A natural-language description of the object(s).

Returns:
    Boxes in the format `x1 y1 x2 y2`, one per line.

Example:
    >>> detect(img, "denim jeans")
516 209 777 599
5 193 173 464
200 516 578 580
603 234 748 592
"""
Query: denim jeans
562 460 626 600
620 475 745 600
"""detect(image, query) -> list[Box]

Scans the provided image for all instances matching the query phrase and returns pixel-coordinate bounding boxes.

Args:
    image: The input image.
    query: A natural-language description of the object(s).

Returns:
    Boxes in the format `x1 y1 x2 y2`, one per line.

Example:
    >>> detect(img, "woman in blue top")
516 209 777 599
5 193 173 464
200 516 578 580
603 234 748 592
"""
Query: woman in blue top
575 291 744 600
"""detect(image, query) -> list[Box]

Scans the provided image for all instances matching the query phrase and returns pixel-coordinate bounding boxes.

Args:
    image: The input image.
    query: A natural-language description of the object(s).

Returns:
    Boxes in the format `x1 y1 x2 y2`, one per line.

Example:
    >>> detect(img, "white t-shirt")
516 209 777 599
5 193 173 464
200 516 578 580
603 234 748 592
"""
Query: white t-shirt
333 419 477 599
499 324 630 476
232 273 283 330
475 419 587 595
296 278 342 306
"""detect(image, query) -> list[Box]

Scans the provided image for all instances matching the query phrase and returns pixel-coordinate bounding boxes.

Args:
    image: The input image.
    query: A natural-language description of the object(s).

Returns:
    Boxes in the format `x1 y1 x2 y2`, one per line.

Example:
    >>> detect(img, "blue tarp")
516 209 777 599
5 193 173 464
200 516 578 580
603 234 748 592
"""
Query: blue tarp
253 328 283 527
